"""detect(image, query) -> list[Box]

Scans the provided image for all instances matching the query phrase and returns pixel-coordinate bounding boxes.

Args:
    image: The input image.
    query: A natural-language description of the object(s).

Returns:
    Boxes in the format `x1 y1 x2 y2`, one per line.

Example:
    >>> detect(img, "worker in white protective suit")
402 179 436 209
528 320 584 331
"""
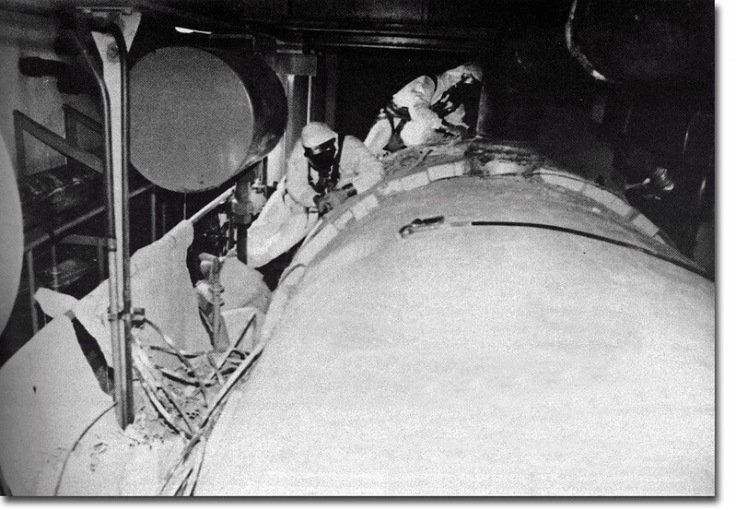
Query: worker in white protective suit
364 62 483 157
246 122 384 268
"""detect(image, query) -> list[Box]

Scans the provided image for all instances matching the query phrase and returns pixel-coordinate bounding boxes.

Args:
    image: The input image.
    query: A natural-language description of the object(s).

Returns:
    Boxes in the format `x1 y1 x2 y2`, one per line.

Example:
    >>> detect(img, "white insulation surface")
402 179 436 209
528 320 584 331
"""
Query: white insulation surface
196 177 714 496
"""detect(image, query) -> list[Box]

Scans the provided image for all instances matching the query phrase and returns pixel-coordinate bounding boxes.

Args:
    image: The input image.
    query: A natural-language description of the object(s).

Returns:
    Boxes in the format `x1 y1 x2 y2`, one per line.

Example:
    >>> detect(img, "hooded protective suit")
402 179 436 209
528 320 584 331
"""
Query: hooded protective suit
247 122 384 268
364 63 483 156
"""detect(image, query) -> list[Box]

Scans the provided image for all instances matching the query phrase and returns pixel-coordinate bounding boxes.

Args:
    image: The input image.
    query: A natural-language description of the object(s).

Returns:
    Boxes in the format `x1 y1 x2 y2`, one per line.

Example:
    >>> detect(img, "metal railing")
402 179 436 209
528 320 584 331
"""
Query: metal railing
15 107 156 334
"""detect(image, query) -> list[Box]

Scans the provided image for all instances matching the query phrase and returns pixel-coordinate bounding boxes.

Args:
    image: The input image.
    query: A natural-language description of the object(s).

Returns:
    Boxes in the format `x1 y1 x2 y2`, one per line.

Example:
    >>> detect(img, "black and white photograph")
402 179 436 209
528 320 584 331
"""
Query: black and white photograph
0 0 724 498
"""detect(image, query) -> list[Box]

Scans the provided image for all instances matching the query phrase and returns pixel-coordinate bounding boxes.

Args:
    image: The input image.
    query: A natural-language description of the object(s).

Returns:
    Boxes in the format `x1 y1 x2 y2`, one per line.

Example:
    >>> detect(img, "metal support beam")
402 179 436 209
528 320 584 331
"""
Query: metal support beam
81 8 141 429
13 110 104 174
49 243 59 292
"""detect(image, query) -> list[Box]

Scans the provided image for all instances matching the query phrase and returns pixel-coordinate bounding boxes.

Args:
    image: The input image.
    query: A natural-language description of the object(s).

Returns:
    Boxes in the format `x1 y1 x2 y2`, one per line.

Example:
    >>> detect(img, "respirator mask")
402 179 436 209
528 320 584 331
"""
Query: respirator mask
304 138 337 172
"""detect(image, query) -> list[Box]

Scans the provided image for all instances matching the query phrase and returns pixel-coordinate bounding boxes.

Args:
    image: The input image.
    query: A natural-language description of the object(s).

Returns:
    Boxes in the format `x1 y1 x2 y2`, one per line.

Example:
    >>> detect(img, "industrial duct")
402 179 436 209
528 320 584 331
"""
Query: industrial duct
130 47 287 192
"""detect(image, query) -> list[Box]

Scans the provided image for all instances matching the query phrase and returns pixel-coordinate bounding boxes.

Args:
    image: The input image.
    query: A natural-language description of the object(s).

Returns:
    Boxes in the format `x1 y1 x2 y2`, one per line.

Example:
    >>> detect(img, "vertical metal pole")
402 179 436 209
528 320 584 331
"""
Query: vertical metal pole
96 238 105 280
306 75 313 124
88 11 141 428
150 187 157 242
266 73 294 185
50 244 60 292
13 112 27 176
26 250 38 335
70 31 122 421
233 169 256 264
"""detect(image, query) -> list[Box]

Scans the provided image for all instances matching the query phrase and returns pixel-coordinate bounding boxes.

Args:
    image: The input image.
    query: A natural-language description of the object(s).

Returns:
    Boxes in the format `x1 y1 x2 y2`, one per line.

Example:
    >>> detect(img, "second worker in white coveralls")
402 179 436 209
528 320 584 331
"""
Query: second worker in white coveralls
364 62 483 157
247 122 384 268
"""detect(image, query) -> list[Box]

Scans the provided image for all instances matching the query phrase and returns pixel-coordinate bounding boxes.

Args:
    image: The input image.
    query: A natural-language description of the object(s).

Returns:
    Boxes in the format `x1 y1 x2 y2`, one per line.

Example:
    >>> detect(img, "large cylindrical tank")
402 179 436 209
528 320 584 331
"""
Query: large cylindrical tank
196 140 714 496
1 133 23 335
130 47 287 192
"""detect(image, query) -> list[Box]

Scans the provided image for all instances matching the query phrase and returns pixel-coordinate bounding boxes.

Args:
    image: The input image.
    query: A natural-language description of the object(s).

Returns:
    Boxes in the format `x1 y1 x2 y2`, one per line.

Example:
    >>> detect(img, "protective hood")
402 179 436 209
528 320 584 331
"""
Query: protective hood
301 122 338 149
440 63 483 85
432 63 483 106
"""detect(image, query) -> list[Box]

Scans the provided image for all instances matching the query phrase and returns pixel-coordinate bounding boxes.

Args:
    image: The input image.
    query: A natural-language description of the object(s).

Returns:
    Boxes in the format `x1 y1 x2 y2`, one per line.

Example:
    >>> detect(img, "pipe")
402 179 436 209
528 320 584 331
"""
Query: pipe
70 33 116 264
72 20 132 428
187 185 236 225
565 0 617 83
150 187 157 242
234 170 257 264
104 19 136 428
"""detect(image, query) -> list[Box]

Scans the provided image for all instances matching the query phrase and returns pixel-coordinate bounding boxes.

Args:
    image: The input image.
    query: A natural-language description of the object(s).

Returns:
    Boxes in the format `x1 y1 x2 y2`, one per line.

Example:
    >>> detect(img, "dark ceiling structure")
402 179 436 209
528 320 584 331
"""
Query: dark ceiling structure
2 0 714 84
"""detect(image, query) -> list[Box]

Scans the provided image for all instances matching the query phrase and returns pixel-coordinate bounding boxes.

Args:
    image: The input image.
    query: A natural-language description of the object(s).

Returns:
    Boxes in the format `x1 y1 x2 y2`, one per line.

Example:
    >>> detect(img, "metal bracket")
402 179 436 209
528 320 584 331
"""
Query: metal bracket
399 215 446 238
130 307 146 327
76 7 141 429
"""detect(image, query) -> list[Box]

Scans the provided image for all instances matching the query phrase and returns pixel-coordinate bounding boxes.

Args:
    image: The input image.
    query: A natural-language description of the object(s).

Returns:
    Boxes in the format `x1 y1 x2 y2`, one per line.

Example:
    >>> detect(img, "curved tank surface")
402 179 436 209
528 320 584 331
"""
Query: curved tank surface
130 47 287 192
194 140 714 496
1 133 23 334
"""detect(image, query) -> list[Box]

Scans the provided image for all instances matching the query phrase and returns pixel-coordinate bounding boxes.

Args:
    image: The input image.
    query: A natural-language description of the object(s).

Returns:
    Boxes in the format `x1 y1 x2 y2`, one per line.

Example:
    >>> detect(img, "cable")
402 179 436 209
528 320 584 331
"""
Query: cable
465 220 712 281
143 318 209 408
159 342 265 495
53 402 116 496
208 313 257 382
144 345 208 358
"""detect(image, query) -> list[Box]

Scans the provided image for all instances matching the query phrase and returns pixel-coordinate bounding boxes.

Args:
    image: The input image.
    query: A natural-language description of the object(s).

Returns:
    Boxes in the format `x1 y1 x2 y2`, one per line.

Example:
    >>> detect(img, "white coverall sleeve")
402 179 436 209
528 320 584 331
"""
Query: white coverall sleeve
340 136 385 193
363 117 393 156
392 75 443 130
284 143 318 209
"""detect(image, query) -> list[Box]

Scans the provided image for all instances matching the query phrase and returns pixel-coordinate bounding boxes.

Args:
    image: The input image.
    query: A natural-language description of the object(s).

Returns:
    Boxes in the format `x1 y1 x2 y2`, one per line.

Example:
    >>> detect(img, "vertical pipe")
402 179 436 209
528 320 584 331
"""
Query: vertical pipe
227 198 235 253
262 156 269 192
100 23 134 428
50 243 60 292
73 30 126 425
13 112 27 176
26 250 38 335
85 11 142 428
209 257 228 353
234 171 254 264
97 238 105 280
306 74 313 125
150 187 157 242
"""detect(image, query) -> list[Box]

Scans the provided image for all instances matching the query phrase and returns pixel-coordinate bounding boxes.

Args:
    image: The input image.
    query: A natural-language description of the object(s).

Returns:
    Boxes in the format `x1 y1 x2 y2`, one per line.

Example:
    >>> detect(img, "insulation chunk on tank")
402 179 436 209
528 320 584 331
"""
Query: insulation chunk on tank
295 224 339 265
334 210 355 230
581 185 632 217
400 171 430 191
427 160 465 181
379 179 403 196
631 213 660 237
539 173 586 193
350 194 379 220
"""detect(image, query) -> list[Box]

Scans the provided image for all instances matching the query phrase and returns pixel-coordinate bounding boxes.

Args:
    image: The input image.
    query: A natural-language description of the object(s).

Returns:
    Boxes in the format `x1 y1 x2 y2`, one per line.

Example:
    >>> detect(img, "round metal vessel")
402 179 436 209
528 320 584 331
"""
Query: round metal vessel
196 142 714 495
1 134 23 334
130 47 287 192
